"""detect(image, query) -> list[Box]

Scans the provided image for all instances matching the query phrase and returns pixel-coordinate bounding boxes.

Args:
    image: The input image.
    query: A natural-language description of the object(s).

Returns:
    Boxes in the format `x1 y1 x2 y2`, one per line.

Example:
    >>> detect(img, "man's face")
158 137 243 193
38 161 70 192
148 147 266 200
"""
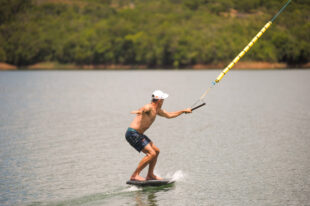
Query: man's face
158 99 164 107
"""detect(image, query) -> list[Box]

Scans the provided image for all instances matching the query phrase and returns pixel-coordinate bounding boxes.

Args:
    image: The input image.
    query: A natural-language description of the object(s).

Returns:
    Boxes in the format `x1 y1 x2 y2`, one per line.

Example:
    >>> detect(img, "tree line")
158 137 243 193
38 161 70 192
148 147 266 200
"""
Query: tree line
0 0 309 67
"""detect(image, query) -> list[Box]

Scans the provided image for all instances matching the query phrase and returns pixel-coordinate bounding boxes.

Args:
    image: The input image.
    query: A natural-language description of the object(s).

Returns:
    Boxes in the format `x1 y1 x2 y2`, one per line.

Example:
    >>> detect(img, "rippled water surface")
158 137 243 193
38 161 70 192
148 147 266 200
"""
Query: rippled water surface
0 70 310 206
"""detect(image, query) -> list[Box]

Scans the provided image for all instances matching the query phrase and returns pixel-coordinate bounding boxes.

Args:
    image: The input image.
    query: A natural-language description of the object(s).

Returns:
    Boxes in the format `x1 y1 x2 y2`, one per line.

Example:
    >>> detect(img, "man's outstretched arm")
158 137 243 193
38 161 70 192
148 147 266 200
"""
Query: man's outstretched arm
158 108 191 119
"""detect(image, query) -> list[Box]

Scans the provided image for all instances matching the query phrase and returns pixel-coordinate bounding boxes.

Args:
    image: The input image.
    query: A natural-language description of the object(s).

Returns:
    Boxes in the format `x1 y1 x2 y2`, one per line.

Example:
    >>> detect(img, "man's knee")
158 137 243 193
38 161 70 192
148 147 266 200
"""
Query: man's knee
152 145 160 155
151 143 160 155
147 150 157 159
155 148 160 155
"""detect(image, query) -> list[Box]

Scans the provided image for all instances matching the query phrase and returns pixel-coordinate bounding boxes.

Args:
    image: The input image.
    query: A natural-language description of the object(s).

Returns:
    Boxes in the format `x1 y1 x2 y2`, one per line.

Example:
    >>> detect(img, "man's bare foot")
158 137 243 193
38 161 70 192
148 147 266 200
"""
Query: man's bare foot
130 175 146 181
146 174 163 180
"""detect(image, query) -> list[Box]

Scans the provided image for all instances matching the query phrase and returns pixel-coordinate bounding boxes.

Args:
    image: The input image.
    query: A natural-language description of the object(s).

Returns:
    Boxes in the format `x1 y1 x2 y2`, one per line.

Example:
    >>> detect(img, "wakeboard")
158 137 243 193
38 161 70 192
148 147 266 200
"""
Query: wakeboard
126 179 175 187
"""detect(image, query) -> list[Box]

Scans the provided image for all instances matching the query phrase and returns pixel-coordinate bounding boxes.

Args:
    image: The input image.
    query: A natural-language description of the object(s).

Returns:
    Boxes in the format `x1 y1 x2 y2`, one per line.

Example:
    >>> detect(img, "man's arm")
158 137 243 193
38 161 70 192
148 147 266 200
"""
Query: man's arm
158 108 192 119
131 105 152 115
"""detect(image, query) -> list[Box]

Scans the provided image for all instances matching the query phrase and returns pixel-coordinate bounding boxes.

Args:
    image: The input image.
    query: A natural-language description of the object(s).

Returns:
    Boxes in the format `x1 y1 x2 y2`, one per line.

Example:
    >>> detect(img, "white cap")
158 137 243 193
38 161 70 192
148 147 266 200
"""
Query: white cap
152 90 169 100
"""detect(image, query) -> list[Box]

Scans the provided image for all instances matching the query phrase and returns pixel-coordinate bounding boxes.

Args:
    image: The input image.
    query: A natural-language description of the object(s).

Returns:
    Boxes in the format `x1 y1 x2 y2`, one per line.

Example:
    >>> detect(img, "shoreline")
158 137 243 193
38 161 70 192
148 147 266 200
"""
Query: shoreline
1 61 309 70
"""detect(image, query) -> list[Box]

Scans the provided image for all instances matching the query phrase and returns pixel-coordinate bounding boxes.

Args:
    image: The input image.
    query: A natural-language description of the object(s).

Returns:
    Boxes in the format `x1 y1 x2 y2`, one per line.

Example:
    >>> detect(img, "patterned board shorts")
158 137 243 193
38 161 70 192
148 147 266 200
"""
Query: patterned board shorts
125 128 151 152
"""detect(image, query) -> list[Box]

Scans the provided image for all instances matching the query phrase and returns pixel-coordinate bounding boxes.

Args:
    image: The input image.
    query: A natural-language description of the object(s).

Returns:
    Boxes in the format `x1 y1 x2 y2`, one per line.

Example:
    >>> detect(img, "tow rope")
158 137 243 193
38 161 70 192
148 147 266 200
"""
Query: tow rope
191 0 292 111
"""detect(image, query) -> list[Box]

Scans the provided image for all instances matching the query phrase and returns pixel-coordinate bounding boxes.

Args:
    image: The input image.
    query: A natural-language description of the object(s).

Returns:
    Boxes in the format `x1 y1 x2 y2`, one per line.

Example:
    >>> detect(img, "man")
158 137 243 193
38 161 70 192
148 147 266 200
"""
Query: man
125 90 192 181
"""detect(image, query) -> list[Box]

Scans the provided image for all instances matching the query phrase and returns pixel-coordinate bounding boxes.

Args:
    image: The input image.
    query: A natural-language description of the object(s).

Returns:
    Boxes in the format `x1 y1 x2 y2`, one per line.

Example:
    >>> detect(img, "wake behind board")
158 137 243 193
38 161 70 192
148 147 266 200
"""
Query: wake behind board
126 179 175 187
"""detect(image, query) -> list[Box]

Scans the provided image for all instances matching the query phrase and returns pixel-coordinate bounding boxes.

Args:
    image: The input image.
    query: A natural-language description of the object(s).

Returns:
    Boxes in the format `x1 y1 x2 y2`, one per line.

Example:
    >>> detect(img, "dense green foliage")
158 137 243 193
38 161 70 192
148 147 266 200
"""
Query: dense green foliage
0 0 309 67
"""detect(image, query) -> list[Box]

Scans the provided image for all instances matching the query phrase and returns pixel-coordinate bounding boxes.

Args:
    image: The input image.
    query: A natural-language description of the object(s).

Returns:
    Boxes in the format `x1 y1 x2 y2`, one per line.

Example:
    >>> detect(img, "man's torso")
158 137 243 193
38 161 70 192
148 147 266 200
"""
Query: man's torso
130 104 158 134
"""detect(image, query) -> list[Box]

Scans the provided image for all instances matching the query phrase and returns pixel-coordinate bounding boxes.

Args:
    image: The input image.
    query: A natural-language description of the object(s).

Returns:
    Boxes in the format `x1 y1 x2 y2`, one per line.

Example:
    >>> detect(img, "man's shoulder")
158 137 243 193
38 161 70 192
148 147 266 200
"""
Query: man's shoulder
142 104 152 111
157 108 165 115
144 103 152 108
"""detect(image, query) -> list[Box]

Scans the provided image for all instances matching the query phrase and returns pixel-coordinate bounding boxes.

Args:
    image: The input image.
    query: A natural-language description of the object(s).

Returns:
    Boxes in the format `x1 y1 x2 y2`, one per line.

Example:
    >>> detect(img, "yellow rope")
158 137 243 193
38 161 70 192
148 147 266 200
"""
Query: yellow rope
194 0 292 105
215 21 272 83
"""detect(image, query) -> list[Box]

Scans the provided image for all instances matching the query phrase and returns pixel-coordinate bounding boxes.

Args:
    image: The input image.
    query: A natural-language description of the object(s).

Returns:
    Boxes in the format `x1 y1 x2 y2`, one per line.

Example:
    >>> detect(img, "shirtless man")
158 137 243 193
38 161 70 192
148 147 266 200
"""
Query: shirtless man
125 90 192 181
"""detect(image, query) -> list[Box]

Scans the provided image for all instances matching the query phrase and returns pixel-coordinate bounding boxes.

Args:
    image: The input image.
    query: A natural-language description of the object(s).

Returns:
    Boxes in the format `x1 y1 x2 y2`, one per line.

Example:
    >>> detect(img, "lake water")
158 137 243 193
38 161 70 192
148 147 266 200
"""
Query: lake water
0 70 310 206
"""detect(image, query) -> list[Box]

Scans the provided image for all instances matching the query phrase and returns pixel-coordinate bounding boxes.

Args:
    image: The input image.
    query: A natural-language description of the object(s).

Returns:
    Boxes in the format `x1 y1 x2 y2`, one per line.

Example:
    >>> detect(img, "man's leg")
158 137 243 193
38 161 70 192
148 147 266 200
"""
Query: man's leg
146 142 163 180
130 144 156 181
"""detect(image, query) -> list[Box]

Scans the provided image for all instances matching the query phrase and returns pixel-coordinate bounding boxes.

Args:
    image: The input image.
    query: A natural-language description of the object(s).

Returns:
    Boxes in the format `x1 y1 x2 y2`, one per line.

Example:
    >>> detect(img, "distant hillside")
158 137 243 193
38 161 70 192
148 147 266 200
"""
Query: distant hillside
0 0 309 68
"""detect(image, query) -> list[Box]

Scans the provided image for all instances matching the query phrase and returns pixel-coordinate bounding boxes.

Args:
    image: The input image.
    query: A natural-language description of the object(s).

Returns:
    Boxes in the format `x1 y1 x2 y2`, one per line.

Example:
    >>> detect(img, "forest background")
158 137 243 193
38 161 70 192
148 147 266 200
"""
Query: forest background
0 0 309 69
